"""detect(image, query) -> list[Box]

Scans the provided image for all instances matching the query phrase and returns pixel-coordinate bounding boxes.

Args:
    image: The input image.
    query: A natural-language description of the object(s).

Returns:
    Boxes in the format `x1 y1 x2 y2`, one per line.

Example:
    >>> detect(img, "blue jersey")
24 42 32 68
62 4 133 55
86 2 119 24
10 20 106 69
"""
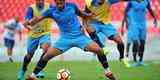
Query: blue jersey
43 3 82 38
126 0 149 24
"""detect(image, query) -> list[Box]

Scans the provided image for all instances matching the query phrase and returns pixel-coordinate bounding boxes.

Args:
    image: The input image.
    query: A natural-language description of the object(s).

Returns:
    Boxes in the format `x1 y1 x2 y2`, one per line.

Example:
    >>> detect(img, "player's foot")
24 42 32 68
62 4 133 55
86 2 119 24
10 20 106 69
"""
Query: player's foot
26 74 37 80
120 58 130 68
9 57 13 62
138 61 147 66
105 72 116 80
36 71 45 78
131 62 140 67
17 69 25 80
102 47 110 55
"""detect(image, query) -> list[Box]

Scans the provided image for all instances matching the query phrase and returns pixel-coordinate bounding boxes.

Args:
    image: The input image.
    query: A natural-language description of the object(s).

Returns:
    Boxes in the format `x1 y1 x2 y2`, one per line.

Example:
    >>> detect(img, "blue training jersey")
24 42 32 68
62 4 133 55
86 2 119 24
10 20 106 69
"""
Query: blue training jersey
43 3 82 38
125 0 149 24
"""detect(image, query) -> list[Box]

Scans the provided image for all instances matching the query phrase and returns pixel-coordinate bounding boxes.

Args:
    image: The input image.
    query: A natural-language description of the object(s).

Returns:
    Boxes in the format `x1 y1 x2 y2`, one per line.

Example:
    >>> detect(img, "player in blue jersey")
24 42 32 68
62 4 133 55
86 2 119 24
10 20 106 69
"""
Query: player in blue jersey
122 0 157 66
17 0 52 80
3 16 22 62
25 0 116 80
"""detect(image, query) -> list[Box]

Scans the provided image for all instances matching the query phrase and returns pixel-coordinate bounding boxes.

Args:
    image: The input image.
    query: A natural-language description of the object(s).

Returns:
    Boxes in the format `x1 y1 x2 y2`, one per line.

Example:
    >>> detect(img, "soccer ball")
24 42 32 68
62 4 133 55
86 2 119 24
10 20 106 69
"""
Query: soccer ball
57 69 71 80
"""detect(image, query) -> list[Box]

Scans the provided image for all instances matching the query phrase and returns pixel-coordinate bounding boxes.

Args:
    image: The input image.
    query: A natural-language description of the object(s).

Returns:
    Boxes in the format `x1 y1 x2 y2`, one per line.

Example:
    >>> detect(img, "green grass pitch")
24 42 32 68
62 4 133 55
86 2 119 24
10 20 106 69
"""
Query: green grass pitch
0 61 160 80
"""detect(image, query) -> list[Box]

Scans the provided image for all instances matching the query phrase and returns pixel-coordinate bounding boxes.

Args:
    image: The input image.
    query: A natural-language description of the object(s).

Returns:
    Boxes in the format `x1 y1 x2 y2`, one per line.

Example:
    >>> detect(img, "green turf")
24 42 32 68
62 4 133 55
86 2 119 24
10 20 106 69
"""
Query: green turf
0 60 160 80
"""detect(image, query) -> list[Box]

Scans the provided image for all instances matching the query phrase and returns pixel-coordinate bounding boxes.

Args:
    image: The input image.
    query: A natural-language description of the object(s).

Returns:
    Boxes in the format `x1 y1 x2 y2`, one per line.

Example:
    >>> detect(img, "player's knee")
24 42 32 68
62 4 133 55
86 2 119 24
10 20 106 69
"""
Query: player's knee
113 35 123 44
41 44 50 52
42 53 54 61
24 54 33 62
132 40 139 52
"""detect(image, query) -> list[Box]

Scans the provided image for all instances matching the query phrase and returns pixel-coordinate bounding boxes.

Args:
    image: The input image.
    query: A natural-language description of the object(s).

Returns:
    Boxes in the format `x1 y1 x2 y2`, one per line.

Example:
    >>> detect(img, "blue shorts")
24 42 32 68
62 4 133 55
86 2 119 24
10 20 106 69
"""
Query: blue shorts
52 35 93 53
27 34 51 54
89 21 118 39
127 24 146 43
4 38 15 49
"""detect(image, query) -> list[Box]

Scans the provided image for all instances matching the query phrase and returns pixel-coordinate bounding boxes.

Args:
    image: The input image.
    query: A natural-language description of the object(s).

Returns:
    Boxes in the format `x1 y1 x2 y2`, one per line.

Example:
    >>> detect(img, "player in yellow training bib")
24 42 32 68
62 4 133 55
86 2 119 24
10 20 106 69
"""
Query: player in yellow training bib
84 0 133 70
17 0 52 80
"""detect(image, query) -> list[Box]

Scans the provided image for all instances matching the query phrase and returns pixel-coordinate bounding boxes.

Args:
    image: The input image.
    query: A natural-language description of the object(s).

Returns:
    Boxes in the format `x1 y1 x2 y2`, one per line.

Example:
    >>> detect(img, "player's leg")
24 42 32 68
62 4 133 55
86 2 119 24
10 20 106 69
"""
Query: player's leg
26 47 62 80
39 34 51 58
26 37 71 80
76 35 116 80
85 22 104 48
86 42 116 80
36 34 51 78
4 37 15 62
126 42 131 57
109 34 125 59
101 23 130 67
127 24 140 66
17 37 39 80
132 40 139 62
138 40 145 65
138 26 147 65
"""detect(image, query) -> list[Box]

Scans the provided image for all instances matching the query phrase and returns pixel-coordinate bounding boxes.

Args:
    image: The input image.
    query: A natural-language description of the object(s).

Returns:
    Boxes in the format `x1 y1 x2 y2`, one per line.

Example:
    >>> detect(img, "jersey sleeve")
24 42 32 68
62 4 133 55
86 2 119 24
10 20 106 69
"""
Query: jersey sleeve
108 0 120 5
25 7 33 21
71 3 81 16
42 7 53 18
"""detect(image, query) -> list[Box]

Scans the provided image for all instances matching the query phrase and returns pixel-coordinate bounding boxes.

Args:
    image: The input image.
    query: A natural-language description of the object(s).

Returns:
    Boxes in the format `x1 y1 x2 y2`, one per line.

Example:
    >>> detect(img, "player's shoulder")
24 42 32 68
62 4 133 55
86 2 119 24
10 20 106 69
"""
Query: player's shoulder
66 2 77 8
48 5 56 11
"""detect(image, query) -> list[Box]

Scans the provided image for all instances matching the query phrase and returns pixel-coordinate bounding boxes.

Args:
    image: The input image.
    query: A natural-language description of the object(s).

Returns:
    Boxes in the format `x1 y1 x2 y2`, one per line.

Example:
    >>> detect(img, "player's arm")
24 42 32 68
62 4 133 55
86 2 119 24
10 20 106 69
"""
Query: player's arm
24 7 52 27
121 13 128 36
28 4 55 26
24 7 34 30
147 0 158 27
26 16 46 26
75 5 94 20
75 4 95 33
121 2 131 35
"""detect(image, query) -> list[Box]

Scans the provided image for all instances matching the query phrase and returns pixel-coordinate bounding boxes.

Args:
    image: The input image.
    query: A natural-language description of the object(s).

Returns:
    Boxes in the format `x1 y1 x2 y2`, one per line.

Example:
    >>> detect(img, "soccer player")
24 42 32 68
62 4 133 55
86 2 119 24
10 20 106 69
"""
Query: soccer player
17 0 52 80
122 0 157 66
83 0 132 67
3 16 22 62
25 0 116 80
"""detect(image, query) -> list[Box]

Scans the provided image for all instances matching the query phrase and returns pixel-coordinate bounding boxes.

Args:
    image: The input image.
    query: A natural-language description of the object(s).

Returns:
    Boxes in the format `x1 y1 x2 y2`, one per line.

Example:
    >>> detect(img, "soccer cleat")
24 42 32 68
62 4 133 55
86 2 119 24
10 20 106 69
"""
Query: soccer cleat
9 57 13 62
17 69 25 80
105 72 116 80
121 58 130 68
138 61 147 66
102 47 110 55
26 74 37 80
36 71 45 78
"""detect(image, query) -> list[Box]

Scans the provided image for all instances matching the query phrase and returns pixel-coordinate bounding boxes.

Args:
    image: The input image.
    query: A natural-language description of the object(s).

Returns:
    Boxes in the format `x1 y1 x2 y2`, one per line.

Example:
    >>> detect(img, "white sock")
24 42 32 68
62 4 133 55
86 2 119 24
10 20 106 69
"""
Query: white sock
104 68 111 74
31 73 36 77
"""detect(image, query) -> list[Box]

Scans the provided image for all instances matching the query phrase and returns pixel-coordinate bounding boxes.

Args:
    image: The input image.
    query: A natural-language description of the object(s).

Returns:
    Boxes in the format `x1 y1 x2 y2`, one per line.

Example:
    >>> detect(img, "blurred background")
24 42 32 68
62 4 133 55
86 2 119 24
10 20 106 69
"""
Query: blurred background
0 0 160 80
0 0 160 62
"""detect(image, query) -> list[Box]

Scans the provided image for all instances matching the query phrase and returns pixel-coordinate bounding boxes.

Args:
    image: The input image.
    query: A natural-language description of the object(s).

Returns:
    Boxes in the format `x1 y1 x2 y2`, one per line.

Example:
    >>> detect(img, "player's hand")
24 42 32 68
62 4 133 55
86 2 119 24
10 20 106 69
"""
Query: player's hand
23 21 30 26
85 12 97 20
153 19 158 28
